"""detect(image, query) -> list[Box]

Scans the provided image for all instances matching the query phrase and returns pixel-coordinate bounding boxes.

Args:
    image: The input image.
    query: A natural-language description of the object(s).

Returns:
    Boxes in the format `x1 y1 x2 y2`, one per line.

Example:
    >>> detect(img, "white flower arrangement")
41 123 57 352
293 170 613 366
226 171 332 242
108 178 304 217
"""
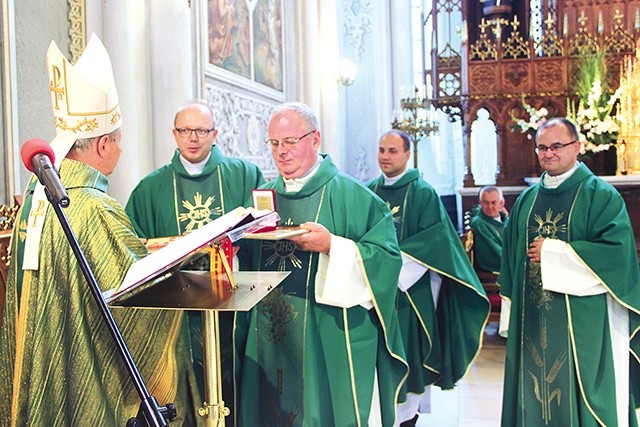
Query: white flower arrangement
510 96 548 139
567 76 621 155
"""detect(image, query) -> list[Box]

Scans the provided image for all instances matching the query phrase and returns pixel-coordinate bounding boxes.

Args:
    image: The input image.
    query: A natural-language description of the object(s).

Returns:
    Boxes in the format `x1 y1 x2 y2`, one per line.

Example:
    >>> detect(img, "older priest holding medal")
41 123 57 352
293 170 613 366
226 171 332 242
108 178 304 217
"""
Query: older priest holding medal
500 117 640 426
236 102 408 426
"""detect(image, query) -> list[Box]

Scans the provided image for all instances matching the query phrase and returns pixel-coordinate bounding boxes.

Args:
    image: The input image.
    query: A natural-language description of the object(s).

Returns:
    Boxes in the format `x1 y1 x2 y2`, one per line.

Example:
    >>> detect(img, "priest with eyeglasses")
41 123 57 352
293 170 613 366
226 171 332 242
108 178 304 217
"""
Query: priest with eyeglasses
125 99 264 425
500 117 640 426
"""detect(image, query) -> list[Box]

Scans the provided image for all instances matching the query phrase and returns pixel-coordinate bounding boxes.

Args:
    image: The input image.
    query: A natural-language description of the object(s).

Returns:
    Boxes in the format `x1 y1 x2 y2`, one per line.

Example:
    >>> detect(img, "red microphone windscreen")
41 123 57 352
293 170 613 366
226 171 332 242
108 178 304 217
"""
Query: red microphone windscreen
21 138 55 173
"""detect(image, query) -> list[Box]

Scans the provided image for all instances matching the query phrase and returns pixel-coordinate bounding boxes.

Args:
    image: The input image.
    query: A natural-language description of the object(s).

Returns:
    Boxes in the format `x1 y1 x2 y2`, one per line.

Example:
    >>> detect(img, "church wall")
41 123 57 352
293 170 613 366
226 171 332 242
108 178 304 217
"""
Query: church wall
9 1 69 201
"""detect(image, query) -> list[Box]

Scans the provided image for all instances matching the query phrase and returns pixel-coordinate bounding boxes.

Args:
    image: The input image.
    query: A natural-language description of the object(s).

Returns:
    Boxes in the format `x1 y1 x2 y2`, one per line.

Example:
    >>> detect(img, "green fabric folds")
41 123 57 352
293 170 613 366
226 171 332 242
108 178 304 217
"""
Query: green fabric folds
0 159 195 426
368 169 489 392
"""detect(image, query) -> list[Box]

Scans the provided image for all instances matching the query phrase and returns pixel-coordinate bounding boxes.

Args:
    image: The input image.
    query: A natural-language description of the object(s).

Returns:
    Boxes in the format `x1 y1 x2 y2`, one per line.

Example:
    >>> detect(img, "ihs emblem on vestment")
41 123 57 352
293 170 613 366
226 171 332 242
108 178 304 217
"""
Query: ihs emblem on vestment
262 218 303 271
178 192 222 231
530 209 566 239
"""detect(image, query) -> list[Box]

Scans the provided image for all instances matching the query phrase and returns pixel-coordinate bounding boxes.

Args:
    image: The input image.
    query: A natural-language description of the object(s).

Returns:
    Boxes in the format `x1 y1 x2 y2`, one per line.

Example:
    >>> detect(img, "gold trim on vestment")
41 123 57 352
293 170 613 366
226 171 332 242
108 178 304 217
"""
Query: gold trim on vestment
343 308 362 426
566 296 607 426
172 173 181 233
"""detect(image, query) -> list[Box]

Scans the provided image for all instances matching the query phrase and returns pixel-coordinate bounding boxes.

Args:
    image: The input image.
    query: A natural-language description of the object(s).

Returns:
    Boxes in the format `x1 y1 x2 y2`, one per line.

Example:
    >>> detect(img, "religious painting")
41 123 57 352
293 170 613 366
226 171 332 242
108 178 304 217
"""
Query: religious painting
253 0 283 91
207 0 284 94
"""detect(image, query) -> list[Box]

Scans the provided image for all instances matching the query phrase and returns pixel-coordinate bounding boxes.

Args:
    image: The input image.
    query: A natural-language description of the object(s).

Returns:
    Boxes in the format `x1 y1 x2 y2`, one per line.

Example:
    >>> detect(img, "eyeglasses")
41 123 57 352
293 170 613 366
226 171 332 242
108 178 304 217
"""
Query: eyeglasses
535 140 577 155
174 127 215 138
265 130 316 149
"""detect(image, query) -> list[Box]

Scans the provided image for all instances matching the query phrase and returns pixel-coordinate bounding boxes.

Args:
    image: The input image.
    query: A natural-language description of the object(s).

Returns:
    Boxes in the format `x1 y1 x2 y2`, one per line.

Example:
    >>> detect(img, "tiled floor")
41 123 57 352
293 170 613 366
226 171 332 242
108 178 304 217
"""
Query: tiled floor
415 323 506 427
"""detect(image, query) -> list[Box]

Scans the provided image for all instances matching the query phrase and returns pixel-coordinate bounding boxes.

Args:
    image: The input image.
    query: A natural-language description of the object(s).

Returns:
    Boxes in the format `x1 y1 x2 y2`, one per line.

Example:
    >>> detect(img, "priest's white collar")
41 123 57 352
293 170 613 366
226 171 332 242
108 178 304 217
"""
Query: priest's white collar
542 162 580 189
283 155 323 193
382 169 408 186
179 152 211 176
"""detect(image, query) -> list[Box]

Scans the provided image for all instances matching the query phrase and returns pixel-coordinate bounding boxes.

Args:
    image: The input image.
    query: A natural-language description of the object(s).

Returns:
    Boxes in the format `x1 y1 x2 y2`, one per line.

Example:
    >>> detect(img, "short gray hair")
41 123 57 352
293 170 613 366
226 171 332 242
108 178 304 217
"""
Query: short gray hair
72 128 121 151
269 102 320 130
479 185 503 200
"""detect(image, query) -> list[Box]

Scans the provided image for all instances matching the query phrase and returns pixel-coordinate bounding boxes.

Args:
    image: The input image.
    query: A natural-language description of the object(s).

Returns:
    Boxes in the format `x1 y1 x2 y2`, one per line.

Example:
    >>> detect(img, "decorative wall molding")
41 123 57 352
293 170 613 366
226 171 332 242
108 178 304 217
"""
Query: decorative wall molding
67 0 86 63
352 145 372 182
205 84 277 178
341 0 372 60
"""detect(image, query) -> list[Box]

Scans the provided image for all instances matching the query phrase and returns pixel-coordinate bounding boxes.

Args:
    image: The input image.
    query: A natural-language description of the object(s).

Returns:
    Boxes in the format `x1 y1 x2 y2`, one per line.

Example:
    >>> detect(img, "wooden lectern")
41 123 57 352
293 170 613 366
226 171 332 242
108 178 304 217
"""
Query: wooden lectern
106 208 289 426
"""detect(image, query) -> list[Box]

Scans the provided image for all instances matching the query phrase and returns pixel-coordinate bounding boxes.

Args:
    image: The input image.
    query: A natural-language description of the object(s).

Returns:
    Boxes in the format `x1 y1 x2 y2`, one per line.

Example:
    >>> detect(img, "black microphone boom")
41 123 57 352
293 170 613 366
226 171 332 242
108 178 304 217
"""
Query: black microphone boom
21 138 70 207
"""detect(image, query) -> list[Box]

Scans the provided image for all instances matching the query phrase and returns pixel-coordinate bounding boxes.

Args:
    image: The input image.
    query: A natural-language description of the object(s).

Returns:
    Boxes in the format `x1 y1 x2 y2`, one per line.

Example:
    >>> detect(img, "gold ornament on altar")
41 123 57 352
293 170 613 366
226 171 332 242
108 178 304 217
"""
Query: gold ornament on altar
391 86 439 169
616 44 640 175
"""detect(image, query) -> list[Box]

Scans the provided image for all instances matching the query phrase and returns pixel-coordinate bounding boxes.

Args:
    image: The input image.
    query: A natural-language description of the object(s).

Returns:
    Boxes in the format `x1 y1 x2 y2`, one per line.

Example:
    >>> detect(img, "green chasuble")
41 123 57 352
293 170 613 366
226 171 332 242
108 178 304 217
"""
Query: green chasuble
500 163 640 426
125 146 264 425
237 155 408 426
0 159 195 426
368 169 489 393
469 206 507 274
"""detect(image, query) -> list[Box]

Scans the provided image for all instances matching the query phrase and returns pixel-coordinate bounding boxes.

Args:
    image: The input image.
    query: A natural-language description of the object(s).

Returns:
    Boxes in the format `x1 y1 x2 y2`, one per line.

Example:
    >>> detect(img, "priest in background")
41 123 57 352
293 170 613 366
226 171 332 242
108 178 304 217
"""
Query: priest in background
0 36 197 425
367 129 489 426
500 117 640 425
469 185 508 275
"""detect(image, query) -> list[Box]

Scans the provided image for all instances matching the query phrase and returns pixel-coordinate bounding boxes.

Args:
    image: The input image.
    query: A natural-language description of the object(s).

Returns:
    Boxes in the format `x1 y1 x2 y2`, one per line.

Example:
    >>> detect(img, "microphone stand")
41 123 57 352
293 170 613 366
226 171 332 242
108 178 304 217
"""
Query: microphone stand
44 186 176 426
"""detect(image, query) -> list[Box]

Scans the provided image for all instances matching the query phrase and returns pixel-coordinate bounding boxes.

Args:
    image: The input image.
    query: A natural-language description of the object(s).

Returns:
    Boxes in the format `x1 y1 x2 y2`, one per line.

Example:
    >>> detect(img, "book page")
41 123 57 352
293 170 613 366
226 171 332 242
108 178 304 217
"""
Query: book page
110 207 277 301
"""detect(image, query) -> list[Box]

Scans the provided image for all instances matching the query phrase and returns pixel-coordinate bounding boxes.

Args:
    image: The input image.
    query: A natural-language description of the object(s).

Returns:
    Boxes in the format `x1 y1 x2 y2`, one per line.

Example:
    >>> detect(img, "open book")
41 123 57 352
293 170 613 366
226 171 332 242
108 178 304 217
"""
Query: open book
105 207 279 303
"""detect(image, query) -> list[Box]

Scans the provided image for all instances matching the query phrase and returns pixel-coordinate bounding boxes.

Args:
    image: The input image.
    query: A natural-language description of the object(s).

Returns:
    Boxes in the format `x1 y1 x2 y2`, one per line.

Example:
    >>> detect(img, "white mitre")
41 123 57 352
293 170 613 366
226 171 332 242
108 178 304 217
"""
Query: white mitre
23 33 122 270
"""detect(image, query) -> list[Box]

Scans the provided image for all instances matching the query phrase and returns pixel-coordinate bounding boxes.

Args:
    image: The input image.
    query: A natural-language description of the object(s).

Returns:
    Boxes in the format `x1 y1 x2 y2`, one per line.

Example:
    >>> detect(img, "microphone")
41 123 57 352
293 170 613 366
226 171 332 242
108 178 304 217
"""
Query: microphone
21 138 70 207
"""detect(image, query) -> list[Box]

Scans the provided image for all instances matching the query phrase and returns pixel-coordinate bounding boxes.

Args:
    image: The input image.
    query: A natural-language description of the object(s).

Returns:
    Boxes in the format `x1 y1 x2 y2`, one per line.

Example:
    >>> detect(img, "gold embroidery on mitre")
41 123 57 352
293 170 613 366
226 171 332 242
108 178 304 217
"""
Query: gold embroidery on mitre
54 116 100 133
49 64 65 111
111 111 121 125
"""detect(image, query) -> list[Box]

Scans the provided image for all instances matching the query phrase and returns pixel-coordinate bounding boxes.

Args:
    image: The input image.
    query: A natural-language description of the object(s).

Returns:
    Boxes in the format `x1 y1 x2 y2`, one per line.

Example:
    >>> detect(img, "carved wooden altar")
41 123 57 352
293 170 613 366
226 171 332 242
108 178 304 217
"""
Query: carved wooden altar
430 0 640 186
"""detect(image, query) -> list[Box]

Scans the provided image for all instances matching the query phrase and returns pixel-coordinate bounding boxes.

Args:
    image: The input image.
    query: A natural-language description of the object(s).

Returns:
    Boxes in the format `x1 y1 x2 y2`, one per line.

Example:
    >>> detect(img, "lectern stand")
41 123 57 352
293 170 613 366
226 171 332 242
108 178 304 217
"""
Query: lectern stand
106 208 289 426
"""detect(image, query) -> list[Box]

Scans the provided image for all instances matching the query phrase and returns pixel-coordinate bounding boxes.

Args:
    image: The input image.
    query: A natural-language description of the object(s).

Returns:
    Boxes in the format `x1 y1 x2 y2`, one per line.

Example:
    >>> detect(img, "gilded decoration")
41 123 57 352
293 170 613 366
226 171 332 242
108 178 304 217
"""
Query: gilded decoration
436 43 461 68
568 12 599 56
471 66 498 93
469 19 498 61
67 0 86 63
604 10 635 54
533 15 564 57
502 18 529 59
